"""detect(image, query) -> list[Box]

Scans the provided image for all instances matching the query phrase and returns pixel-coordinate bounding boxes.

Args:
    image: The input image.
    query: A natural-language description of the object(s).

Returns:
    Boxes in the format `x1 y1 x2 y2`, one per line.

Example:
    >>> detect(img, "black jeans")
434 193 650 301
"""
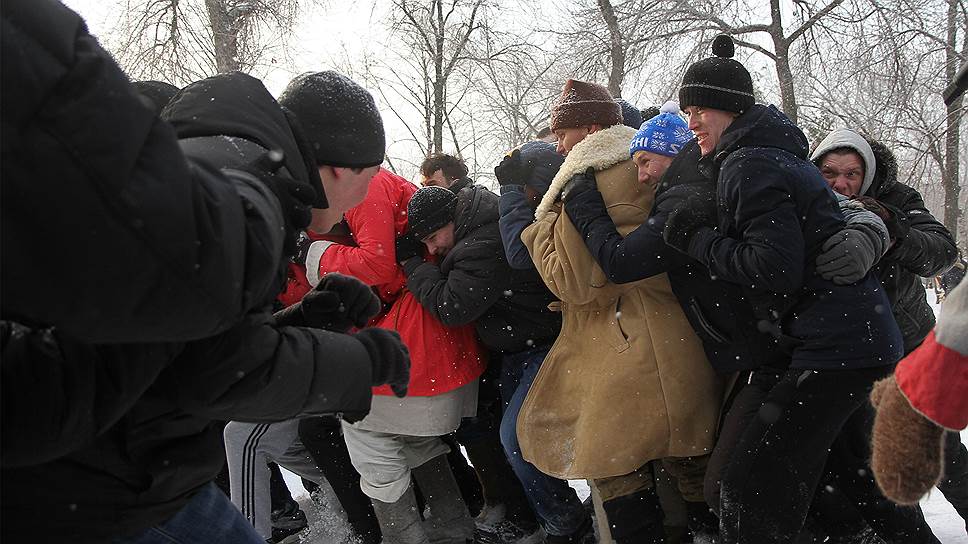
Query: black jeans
705 365 940 544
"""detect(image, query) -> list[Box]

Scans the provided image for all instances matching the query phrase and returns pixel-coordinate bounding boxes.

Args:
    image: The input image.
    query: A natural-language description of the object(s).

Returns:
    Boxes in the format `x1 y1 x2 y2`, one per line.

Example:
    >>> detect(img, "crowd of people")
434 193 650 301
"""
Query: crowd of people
2 1 967 543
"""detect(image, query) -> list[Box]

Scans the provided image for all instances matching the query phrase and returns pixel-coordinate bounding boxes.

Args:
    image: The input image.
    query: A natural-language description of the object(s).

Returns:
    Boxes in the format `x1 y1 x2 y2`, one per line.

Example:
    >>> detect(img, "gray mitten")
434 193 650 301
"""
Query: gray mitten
816 226 880 285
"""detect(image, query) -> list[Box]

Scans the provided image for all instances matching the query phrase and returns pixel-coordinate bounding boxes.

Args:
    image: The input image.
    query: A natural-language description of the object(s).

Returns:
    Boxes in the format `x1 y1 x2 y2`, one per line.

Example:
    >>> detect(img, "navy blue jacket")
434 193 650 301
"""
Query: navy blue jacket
686 105 902 370
564 140 785 373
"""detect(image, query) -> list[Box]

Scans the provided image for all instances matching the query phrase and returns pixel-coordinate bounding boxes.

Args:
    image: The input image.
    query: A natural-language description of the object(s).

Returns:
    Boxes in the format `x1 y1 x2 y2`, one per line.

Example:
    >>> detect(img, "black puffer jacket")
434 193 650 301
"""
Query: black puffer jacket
565 140 783 373
1 71 374 542
687 105 902 370
865 140 957 352
404 185 560 353
0 0 281 344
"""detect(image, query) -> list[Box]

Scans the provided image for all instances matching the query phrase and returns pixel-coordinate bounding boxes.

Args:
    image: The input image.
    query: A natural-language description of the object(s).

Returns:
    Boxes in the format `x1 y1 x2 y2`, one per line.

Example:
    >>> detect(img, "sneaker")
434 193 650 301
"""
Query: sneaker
270 500 309 544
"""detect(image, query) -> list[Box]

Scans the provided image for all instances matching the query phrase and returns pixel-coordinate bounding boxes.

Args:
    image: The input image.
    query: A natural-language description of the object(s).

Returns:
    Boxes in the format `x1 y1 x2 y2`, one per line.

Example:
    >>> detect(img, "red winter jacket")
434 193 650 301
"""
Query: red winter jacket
281 168 486 396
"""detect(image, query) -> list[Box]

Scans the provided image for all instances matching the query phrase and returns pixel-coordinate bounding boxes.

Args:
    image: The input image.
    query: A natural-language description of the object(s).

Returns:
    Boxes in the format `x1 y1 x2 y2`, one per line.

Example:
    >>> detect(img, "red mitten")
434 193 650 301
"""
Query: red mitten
869 376 945 504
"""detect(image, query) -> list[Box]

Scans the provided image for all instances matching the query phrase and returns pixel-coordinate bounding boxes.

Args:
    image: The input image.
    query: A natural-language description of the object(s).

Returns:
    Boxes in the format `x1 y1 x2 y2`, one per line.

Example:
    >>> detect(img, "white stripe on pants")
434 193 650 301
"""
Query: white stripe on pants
223 419 325 539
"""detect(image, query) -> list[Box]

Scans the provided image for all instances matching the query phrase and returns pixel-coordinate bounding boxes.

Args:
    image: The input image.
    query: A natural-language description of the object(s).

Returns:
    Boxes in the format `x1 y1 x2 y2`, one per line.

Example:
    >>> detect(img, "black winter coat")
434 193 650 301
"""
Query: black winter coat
687 105 902 370
1 0 282 343
404 185 560 353
1 59 373 542
865 140 957 352
565 140 784 373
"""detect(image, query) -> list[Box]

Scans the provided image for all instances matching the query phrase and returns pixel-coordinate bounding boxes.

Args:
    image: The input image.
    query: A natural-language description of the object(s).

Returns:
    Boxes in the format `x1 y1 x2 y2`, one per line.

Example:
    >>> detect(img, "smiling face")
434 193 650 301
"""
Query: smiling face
632 150 674 186
818 150 866 197
422 223 456 257
683 106 737 155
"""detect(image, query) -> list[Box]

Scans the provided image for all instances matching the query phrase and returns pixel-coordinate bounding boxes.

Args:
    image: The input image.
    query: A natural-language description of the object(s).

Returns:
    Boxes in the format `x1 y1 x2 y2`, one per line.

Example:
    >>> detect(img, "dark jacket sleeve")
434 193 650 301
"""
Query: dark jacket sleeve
498 186 539 270
403 241 512 327
158 309 374 422
884 185 957 277
564 185 692 284
0 321 181 468
0 0 283 343
690 153 806 294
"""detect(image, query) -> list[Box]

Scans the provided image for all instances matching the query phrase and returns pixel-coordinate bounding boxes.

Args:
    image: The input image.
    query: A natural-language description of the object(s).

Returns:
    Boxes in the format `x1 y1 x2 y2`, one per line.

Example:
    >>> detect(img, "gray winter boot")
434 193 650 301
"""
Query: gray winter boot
371 484 430 544
412 454 475 543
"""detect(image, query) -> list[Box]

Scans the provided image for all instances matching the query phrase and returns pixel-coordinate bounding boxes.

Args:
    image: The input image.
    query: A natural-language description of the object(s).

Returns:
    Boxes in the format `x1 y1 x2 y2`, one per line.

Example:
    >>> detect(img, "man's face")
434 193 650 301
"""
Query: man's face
683 107 736 155
422 223 456 257
554 126 592 156
309 164 380 233
818 151 865 197
632 151 674 186
421 169 451 188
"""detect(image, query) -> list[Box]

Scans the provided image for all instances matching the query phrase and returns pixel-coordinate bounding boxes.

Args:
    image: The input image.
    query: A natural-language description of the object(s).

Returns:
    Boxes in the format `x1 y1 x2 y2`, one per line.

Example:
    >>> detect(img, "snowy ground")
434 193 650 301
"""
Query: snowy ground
282 288 968 542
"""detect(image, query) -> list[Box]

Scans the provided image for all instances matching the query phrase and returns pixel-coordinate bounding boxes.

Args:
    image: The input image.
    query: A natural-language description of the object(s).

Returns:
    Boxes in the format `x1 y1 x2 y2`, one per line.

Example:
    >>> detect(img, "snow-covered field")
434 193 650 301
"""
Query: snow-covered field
282 288 968 542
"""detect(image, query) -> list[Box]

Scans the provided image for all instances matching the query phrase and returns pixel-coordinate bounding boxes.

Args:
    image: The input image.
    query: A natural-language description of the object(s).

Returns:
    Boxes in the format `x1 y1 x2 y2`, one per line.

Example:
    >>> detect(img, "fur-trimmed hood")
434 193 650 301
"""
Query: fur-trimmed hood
866 138 899 198
534 124 638 221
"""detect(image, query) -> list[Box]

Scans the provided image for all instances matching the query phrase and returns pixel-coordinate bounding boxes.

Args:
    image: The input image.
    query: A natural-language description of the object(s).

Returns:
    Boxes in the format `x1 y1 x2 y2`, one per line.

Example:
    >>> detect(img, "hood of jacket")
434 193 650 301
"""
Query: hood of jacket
866 138 899 197
455 184 500 240
162 72 317 190
809 128 876 195
712 104 809 166
535 124 638 221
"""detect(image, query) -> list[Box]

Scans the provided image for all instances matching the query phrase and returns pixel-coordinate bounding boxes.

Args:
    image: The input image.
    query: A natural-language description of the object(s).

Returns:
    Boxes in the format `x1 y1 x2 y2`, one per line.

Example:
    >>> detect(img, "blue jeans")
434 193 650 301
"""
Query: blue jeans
499 348 589 537
112 483 264 544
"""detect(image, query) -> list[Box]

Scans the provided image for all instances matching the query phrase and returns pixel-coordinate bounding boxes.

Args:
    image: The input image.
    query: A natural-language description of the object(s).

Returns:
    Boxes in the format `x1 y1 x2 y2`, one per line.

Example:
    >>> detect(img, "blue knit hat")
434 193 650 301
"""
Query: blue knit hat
628 101 693 158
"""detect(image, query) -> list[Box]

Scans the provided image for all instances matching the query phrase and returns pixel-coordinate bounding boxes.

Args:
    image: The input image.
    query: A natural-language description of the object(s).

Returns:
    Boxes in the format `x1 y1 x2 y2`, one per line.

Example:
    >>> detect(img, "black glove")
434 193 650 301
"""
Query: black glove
238 151 315 257
494 149 534 187
561 167 597 204
663 194 717 254
274 273 381 332
354 328 411 398
816 228 880 285
852 196 910 243
395 233 423 264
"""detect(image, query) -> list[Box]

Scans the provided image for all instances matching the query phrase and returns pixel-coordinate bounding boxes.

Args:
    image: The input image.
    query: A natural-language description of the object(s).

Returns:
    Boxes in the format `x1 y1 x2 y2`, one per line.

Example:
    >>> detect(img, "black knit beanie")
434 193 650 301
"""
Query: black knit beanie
615 98 643 129
278 71 386 168
407 186 457 240
679 35 755 114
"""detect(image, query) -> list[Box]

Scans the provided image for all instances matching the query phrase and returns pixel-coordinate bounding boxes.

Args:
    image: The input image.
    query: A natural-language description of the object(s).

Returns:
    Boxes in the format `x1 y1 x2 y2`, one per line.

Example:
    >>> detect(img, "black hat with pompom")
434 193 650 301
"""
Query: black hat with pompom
679 35 754 114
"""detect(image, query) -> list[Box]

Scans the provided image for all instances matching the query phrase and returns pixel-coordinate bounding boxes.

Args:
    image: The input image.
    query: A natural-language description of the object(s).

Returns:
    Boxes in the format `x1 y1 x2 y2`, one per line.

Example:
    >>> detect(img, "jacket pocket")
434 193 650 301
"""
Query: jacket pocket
687 298 731 345
606 296 631 353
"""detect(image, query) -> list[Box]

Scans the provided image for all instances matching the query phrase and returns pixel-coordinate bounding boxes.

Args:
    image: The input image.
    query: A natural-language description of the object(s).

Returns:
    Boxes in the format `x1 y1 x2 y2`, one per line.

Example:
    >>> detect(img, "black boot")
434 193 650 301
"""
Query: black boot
938 431 968 528
371 484 430 544
412 454 475 543
685 501 718 544
602 487 666 544
298 417 382 544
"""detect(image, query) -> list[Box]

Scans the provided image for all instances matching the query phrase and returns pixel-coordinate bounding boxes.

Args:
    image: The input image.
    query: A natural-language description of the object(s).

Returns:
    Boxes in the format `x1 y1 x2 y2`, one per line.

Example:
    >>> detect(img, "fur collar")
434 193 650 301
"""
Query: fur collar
535 124 637 221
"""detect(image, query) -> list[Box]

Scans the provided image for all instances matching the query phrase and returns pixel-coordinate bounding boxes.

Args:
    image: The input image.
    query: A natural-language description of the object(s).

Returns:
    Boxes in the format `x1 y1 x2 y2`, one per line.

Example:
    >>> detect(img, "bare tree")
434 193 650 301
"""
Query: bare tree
112 0 310 85
382 0 485 155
